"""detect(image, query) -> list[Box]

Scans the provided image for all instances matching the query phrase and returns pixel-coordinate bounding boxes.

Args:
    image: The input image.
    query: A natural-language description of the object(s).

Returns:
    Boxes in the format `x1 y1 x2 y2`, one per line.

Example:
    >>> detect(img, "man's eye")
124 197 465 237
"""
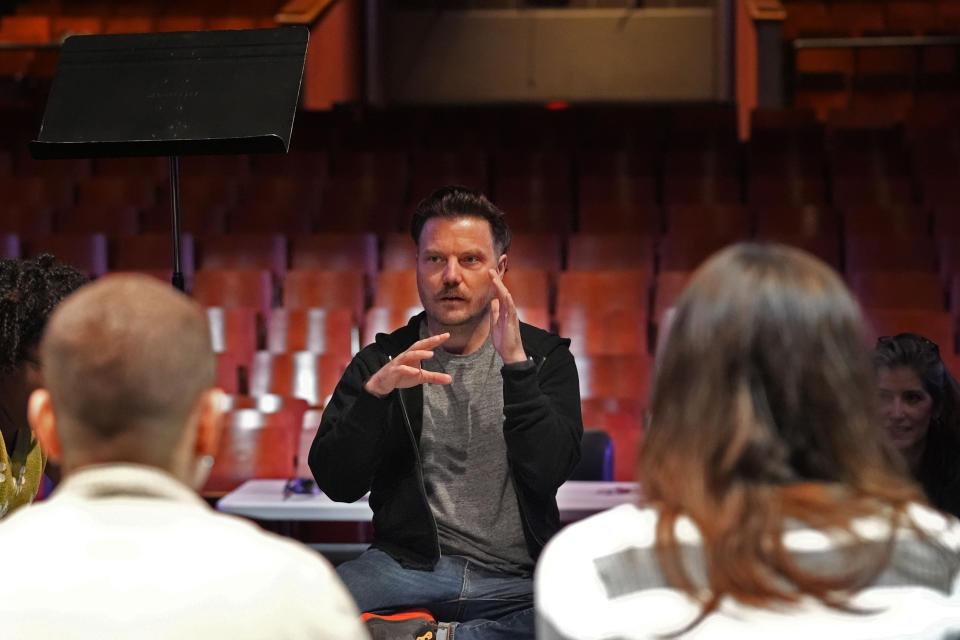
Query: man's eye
462 256 479 264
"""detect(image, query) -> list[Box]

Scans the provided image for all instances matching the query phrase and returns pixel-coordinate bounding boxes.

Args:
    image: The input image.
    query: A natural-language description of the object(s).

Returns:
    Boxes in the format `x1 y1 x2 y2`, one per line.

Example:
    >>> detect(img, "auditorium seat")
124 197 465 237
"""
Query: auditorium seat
331 150 409 182
24 234 108 278
215 352 242 395
198 234 288 280
0 234 20 259
556 270 649 312
239 175 322 216
111 232 195 284
938 235 960 283
0 204 54 238
59 204 140 236
832 175 915 207
932 207 960 236
851 271 946 310
585 411 643 483
206 306 260 366
203 408 299 495
782 1 833 39
141 203 228 236
658 233 742 272
154 15 206 32
566 234 655 271
661 176 742 206
651 270 692 339
192 269 273 315
77 176 161 210
577 175 659 234
794 48 854 120
755 232 842 270
249 351 350 408
828 1 886 36
252 151 328 179
754 204 838 237
410 150 488 197
577 354 654 404
886 1 937 35
516 307 551 331
373 270 420 310
226 201 311 235
94 156 167 179
556 307 649 356
495 179 574 233
362 306 424 347
15 153 91 180
179 154 251 178
103 16 154 34
0 15 48 77
509 233 563 273
282 269 367 322
666 204 752 236
290 233 379 282
317 178 406 234
265 308 357 358
1 175 75 210
502 268 550 309
298 408 323 478
862 308 955 353
845 234 937 274
747 175 826 206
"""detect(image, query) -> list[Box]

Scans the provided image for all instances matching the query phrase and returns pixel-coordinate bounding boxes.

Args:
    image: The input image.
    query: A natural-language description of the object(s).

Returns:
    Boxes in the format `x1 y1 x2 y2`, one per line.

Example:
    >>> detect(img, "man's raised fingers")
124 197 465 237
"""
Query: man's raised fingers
394 349 437 365
409 332 451 351
420 371 452 385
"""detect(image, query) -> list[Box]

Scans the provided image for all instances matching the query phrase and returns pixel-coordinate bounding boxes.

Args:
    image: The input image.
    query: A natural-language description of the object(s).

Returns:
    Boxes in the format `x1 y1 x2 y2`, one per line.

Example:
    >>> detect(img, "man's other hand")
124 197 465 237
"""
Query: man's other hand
364 333 454 398
489 269 527 364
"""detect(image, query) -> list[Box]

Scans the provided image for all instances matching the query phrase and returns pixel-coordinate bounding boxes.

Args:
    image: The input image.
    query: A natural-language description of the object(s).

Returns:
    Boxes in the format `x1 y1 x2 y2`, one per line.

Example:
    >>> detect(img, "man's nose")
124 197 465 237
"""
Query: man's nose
442 258 461 284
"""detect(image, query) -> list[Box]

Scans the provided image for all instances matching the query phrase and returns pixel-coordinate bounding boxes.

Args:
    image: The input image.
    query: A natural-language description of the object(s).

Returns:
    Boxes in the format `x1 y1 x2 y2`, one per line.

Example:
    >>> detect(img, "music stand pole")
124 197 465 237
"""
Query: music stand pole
168 156 185 292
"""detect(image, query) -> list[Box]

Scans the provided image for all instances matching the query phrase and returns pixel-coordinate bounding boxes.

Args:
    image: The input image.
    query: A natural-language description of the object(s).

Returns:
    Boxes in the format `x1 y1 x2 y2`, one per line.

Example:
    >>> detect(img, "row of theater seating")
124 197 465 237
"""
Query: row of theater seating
5 171 960 229
4 228 960 281
783 0 960 39
199 293 960 367
201 293 960 489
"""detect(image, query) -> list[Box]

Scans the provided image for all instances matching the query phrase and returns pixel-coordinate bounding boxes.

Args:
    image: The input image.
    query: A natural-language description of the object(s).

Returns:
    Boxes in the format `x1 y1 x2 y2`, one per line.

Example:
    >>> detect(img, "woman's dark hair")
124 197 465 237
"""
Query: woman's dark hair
642 243 923 633
0 255 88 374
410 186 511 255
873 333 960 517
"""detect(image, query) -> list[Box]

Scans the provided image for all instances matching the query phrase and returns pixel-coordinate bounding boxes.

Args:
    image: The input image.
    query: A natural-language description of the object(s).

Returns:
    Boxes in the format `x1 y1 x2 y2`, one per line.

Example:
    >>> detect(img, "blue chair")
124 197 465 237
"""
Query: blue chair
569 429 614 481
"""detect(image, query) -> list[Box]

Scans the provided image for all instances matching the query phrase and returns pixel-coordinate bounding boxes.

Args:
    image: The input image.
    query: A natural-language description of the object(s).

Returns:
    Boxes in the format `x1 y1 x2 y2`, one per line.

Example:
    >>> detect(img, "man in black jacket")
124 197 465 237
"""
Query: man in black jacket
309 186 583 640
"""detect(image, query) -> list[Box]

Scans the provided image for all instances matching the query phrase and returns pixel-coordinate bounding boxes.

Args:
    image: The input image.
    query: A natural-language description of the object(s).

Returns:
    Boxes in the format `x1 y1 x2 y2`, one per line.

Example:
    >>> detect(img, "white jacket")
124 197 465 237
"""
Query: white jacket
0 463 369 640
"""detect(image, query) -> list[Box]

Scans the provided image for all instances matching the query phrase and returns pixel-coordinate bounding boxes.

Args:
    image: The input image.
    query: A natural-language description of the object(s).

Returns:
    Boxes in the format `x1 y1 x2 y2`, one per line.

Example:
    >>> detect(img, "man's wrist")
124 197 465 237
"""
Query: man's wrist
502 355 534 369
364 380 390 399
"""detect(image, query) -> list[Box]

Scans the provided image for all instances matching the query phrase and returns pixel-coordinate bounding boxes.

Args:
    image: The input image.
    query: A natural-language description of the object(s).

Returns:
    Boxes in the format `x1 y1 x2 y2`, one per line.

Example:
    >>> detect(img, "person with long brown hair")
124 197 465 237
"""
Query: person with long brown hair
536 243 960 639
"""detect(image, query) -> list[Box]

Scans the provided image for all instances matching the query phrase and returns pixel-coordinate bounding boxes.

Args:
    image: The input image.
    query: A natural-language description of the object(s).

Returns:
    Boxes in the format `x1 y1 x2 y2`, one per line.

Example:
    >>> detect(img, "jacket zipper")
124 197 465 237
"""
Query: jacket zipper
396 377 442 562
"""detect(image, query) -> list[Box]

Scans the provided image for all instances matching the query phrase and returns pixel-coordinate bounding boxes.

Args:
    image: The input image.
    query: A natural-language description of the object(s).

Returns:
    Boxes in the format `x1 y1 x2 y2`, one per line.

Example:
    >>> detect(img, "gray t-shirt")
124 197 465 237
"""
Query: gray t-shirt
419 327 534 576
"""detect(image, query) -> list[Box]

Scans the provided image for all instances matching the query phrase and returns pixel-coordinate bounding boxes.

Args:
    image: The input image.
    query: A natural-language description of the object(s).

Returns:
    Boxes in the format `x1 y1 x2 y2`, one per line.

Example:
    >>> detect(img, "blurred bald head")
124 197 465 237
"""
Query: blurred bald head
40 275 216 466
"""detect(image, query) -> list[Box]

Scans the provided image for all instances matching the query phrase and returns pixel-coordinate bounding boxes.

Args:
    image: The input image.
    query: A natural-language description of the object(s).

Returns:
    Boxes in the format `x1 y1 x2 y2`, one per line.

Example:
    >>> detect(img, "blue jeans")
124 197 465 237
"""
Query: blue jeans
337 547 534 640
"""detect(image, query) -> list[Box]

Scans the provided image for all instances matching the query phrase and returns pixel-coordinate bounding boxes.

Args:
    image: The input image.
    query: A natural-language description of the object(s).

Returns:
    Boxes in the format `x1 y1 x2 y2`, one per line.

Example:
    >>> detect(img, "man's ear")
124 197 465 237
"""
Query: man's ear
28 388 61 462
497 254 508 276
194 389 224 459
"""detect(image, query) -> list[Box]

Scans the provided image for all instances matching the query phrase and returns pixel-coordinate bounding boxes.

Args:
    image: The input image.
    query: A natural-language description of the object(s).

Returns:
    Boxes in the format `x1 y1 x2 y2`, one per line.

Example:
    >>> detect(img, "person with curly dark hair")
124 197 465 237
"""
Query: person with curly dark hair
0 254 87 518
874 333 960 519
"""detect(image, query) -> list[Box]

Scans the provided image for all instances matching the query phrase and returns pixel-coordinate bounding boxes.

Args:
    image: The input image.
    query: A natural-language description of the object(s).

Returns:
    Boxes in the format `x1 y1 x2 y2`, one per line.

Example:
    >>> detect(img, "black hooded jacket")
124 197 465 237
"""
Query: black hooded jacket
309 313 583 570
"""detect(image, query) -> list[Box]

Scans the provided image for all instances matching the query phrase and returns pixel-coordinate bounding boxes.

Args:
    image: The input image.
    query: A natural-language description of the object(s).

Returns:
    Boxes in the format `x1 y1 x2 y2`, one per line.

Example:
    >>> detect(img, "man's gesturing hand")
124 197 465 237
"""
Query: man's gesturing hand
364 332 453 398
489 269 527 364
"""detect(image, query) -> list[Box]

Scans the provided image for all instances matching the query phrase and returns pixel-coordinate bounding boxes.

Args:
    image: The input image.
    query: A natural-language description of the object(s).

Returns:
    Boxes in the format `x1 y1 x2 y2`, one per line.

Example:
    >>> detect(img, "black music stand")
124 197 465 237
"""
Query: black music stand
30 27 309 291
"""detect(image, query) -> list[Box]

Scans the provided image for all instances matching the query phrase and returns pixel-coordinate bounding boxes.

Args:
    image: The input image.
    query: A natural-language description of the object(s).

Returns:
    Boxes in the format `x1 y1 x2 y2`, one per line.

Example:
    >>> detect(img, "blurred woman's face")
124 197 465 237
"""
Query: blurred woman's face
877 366 933 455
